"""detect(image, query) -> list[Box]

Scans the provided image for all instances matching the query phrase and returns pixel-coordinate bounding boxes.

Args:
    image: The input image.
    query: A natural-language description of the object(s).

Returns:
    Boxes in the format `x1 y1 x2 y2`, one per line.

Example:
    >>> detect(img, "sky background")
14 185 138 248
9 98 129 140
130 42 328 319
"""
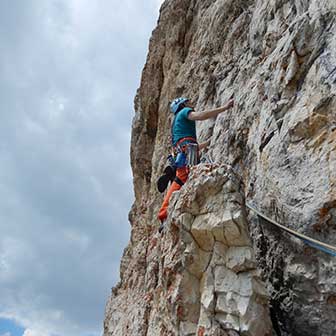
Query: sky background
0 1 164 335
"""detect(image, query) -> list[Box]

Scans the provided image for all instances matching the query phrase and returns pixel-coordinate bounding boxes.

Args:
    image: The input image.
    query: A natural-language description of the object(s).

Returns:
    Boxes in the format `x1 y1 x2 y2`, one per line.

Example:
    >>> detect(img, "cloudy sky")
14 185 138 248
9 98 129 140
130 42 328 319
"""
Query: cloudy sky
0 1 164 335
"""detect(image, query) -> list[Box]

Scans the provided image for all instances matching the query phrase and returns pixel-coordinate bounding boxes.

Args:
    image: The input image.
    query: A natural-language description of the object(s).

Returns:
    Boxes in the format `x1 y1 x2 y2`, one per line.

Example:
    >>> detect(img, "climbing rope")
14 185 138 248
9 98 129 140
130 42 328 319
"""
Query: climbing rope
246 203 336 257
199 154 336 257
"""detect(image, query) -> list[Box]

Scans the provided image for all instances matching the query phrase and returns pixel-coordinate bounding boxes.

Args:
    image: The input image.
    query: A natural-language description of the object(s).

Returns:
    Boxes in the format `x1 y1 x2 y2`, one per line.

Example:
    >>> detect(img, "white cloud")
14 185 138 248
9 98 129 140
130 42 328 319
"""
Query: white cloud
0 0 161 335
23 329 46 336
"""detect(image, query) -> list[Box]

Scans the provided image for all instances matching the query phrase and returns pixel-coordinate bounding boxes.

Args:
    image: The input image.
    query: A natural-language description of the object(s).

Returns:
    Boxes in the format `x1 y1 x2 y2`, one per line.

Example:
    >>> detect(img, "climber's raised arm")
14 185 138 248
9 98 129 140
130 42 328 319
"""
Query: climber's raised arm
187 99 234 121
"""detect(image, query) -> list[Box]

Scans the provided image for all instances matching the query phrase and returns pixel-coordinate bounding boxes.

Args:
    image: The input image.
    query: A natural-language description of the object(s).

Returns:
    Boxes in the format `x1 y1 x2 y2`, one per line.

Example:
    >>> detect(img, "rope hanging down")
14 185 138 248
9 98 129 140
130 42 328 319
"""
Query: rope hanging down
246 203 336 257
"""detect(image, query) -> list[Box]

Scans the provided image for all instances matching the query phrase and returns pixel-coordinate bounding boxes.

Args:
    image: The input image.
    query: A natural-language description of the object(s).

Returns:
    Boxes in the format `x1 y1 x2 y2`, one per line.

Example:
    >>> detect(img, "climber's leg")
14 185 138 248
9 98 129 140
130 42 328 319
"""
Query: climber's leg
158 167 189 223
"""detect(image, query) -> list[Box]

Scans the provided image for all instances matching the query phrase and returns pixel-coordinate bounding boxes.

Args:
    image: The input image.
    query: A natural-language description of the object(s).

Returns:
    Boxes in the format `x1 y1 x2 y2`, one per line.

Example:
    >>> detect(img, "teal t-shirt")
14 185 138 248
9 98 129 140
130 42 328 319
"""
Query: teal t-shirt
172 107 197 146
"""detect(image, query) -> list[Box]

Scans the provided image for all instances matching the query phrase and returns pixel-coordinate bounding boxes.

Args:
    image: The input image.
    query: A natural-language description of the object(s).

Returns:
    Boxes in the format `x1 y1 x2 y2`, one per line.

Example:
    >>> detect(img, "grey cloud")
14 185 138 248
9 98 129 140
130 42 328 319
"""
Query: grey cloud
0 0 163 335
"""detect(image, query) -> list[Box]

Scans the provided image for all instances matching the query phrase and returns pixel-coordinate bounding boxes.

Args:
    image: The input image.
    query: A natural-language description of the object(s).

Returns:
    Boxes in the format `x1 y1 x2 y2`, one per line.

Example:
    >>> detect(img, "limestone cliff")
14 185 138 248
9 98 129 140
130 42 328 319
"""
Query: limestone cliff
104 1 336 335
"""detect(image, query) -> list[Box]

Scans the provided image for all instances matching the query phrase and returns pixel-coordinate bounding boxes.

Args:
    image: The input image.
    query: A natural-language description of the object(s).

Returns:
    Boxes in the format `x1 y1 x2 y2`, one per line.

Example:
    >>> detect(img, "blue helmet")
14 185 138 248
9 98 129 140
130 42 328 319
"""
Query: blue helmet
170 97 189 114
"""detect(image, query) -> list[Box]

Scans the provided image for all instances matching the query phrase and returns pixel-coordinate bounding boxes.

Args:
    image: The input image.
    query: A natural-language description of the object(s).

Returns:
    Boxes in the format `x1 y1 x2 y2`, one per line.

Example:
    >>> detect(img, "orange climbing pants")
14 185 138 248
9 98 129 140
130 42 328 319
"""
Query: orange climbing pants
158 166 189 222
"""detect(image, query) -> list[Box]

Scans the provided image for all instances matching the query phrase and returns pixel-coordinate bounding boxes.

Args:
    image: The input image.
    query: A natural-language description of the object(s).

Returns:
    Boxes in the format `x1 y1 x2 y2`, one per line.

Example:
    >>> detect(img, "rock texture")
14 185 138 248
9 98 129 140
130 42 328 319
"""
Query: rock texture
105 0 336 335
105 165 272 335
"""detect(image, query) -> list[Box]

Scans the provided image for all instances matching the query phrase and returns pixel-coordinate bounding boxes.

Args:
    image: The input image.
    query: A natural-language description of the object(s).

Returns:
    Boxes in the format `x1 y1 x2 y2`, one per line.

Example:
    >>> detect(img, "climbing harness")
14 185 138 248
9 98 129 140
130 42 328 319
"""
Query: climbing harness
246 203 336 257
174 136 198 151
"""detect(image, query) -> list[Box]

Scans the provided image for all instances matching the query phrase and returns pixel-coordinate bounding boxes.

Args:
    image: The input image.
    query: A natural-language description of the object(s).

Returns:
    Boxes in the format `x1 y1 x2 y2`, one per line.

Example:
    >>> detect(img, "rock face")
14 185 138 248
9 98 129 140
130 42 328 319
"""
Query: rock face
105 165 272 336
104 1 336 335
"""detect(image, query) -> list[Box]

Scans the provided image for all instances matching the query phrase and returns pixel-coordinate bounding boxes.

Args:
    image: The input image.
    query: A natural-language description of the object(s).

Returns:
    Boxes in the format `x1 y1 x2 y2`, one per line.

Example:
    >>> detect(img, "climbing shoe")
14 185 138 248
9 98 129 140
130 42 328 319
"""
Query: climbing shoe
158 221 165 234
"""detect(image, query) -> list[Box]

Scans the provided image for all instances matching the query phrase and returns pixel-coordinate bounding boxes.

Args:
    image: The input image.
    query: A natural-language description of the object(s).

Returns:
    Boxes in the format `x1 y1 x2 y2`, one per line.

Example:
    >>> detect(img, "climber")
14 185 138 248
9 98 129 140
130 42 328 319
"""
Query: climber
158 96 234 232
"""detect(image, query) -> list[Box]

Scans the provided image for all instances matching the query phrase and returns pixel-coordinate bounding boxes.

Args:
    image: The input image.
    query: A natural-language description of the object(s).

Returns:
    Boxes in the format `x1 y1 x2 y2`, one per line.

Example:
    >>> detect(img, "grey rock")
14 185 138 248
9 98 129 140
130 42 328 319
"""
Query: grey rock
104 0 336 335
